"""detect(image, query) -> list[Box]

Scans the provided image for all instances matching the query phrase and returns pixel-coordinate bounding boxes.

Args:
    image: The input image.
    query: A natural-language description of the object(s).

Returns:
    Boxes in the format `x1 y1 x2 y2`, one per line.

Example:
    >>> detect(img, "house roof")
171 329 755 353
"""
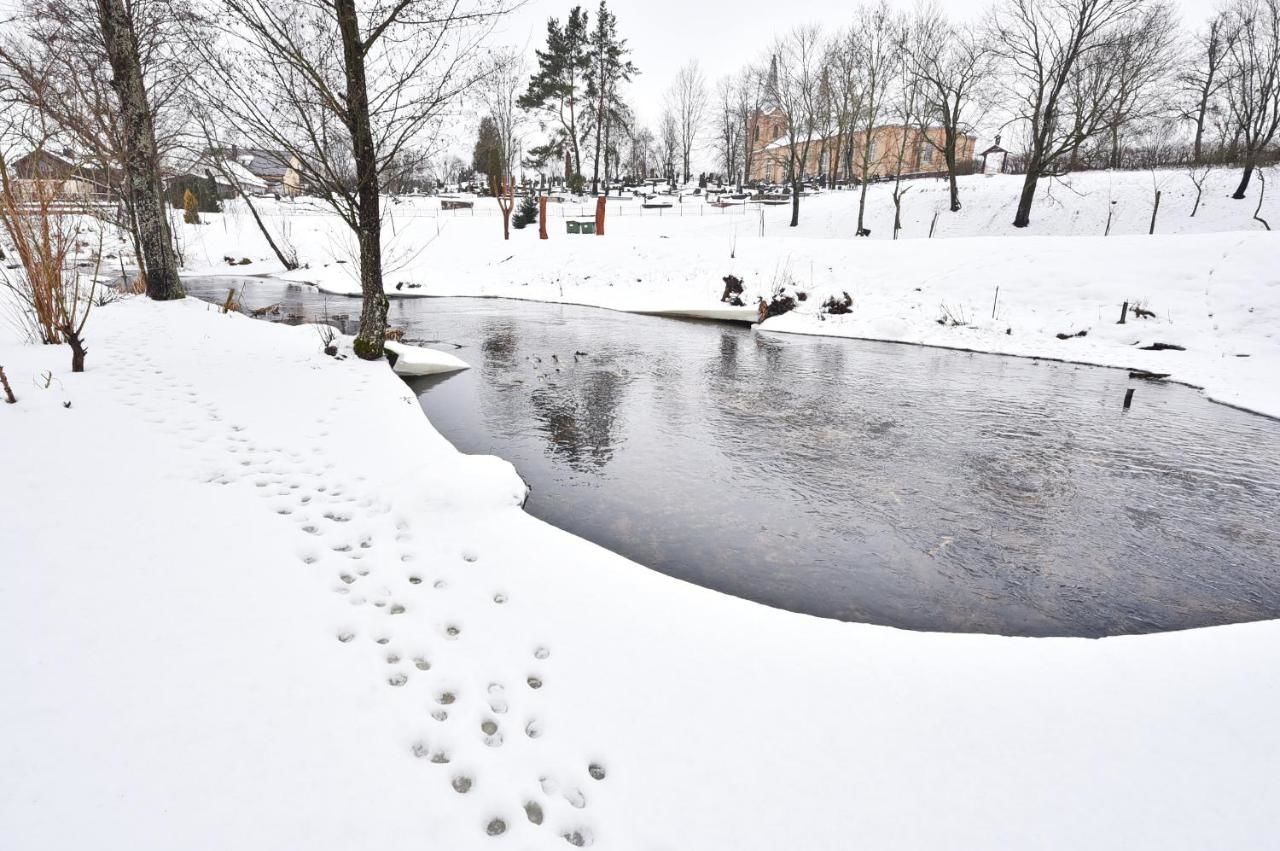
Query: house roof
168 153 271 191
235 149 294 181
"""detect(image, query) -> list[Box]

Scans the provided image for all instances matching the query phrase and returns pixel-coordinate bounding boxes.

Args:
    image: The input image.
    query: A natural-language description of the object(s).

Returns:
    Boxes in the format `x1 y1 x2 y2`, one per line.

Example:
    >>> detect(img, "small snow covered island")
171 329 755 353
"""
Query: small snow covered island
3 0 1280 848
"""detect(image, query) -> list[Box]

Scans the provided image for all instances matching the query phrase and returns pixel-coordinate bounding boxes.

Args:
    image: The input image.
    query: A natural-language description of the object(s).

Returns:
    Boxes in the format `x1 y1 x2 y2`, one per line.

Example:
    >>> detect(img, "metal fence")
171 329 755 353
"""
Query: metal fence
250 199 755 219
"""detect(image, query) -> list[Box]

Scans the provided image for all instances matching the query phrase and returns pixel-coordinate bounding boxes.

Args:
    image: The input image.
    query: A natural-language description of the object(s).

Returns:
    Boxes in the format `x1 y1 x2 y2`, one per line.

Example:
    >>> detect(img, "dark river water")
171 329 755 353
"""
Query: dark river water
187 277 1280 638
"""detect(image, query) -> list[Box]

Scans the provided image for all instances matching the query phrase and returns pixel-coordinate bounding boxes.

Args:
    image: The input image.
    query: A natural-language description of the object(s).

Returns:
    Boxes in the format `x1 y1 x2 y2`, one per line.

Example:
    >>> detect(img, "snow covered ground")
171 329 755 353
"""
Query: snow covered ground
4 166 1279 847
5 294 1280 850
177 167 1280 417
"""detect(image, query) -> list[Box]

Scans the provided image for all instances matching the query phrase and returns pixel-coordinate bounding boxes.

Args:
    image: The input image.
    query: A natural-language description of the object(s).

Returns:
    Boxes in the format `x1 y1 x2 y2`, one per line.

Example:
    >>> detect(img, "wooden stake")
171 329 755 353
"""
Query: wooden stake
1149 190 1161 235
538 196 548 240
1123 388 1135 410
991 286 1000 319
595 195 606 236
1118 301 1128 324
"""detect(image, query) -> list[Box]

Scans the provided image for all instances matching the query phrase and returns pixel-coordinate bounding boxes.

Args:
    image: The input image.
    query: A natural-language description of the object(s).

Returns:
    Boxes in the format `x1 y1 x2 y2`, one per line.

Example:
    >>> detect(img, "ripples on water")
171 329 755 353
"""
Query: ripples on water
186 278 1280 637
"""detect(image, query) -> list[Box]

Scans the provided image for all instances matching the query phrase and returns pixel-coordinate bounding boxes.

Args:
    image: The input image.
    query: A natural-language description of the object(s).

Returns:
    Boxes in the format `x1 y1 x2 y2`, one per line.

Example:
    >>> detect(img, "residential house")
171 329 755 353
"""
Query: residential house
231 148 305 197
166 156 269 204
8 149 117 200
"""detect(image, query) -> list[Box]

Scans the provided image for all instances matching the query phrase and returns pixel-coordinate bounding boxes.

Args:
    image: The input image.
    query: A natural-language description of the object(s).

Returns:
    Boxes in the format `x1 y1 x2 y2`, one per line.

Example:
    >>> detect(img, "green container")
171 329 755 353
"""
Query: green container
580 221 596 235
566 220 581 234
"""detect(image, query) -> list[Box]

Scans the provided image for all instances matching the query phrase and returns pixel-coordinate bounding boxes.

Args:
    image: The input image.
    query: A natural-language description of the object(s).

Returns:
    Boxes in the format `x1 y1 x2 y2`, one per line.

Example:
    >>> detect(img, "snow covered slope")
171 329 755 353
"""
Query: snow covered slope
4 296 1280 850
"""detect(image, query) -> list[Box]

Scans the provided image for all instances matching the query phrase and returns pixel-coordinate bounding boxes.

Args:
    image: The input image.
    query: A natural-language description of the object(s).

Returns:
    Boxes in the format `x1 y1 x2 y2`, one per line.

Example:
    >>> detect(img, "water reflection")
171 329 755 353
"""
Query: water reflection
183 277 1280 638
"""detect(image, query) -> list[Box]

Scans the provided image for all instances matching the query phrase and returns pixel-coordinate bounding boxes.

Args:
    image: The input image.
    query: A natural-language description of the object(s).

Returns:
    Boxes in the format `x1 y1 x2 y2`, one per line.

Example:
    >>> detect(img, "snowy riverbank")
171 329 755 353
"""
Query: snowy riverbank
4 296 1280 849
174 169 1280 418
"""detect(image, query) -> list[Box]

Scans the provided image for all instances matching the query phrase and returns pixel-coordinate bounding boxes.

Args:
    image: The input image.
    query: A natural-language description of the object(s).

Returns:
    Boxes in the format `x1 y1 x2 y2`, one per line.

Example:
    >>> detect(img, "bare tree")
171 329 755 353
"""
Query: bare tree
625 123 655 179
910 4 995 211
1187 161 1214 215
97 0 182 299
714 75 743 182
0 0 192 287
824 27 864 188
1180 10 1240 162
193 0 506 359
656 107 679 183
766 25 826 228
890 26 922 239
666 60 707 184
1223 0 1280 198
991 0 1149 228
1095 1 1181 168
852 1 901 234
485 49 527 186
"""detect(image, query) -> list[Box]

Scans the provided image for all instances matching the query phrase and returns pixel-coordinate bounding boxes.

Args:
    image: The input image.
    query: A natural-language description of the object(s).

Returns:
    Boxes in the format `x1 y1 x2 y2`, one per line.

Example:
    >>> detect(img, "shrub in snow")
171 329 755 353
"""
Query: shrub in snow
720 275 746 306
822 291 853 315
512 196 539 230
183 190 201 225
756 286 802 322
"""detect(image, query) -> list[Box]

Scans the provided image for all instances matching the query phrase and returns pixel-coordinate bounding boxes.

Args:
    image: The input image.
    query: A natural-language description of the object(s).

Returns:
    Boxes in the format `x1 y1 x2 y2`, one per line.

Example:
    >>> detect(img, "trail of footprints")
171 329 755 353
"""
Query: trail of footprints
103 336 605 846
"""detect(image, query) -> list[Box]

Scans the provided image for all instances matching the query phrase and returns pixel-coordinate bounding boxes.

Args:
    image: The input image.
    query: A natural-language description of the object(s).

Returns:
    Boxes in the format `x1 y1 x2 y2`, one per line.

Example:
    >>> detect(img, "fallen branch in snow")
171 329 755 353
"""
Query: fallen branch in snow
936 302 969 327
1254 171 1271 232
0 365 15 403
1056 330 1088 339
1139 342 1186 351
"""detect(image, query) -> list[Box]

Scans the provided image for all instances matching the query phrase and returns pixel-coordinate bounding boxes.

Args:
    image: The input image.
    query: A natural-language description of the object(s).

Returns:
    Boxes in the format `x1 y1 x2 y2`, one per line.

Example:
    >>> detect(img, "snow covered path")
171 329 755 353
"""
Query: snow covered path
4 298 1280 849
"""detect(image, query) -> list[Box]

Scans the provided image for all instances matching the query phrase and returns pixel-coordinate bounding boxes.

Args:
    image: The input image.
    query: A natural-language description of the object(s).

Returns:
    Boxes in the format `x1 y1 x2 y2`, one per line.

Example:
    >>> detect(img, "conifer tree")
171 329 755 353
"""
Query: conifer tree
584 1 637 194
183 189 200 225
519 7 591 183
472 116 504 186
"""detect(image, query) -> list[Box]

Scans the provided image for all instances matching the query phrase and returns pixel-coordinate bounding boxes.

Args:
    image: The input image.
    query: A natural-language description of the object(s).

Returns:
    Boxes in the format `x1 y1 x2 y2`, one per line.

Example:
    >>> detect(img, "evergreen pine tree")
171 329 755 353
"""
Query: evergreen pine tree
519 8 591 181
472 116 504 189
512 194 539 229
584 1 637 194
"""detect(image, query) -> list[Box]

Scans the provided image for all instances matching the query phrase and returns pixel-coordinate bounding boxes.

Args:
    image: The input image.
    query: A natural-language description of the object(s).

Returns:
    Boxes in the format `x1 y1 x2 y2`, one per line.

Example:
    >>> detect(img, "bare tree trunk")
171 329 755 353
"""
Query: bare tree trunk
336 0 388 360
1192 106 1207 163
790 177 800 227
67 331 87 373
945 131 961 212
1014 168 1040 228
1233 160 1256 199
856 172 870 233
97 0 181 301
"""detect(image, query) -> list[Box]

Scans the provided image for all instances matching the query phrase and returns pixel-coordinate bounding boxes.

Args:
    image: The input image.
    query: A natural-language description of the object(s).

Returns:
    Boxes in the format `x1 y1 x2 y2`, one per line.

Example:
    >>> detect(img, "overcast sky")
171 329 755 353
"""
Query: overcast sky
493 0 1222 132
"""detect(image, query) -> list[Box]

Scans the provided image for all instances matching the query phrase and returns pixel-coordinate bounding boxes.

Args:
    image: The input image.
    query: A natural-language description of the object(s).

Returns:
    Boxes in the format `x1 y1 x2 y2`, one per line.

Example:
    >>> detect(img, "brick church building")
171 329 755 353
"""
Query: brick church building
748 108 977 185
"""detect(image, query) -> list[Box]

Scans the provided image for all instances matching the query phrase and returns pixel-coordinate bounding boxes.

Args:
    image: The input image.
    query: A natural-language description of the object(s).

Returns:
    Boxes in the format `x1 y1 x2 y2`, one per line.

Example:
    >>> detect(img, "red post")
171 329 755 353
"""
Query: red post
538 196 548 240
595 195 606 236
